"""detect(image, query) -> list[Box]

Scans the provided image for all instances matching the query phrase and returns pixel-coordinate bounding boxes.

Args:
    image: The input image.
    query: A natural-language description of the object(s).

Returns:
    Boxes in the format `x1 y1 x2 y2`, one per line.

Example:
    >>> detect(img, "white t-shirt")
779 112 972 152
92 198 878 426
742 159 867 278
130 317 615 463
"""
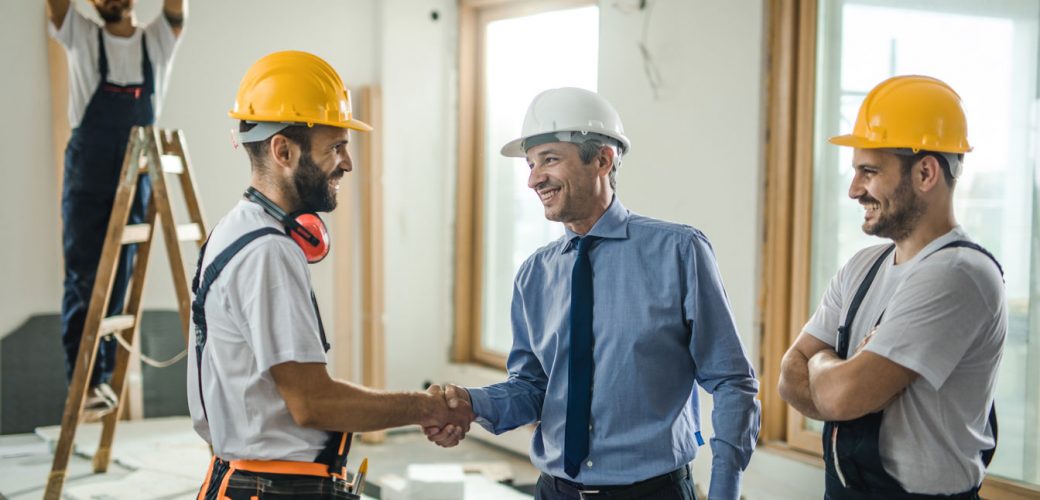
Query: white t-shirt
187 200 331 462
48 6 181 128
804 226 1006 494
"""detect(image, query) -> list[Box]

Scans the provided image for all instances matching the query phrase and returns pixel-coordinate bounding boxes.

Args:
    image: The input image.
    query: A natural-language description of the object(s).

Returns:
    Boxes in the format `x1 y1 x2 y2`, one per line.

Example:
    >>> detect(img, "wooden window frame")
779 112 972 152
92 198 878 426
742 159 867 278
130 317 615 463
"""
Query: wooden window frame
760 1 1040 497
453 0 595 369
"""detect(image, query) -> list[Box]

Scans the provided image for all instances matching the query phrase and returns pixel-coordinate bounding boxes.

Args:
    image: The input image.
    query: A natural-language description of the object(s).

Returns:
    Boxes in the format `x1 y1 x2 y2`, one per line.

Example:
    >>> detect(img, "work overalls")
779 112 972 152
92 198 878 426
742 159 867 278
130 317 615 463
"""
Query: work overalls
823 241 1001 500
61 27 153 386
192 228 357 499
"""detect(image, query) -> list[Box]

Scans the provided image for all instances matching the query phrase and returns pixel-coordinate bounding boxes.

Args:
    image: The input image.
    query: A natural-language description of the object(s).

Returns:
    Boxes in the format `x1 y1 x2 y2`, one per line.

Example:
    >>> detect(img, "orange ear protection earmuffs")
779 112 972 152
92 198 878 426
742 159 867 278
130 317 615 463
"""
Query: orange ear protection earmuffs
244 187 330 263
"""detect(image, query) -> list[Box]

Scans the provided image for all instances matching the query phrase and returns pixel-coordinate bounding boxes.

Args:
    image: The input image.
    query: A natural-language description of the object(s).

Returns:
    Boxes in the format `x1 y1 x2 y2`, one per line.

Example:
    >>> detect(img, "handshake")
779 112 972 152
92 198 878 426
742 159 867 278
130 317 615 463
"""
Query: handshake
420 384 475 448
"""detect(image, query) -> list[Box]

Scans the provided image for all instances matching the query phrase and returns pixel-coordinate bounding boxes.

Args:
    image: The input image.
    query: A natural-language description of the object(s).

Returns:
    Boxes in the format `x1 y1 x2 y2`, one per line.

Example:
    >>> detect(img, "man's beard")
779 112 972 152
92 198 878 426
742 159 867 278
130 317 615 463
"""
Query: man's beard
862 172 925 241
96 1 129 23
293 152 339 213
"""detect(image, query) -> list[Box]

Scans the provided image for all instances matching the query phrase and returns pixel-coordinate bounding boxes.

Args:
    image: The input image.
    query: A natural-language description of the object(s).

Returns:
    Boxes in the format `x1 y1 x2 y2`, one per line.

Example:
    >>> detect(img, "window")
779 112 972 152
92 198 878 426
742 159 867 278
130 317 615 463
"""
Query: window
454 0 599 367
762 0 1040 495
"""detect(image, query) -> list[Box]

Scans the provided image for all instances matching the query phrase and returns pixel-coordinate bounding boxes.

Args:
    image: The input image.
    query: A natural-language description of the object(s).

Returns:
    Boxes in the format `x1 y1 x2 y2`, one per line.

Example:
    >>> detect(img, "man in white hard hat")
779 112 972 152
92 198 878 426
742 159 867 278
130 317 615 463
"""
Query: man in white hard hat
779 75 1005 498
427 88 760 500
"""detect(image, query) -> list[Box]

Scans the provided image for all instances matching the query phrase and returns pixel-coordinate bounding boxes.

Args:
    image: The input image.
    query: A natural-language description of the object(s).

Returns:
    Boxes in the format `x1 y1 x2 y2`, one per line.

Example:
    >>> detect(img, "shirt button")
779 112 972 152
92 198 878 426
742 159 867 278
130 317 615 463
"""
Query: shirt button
586 460 593 467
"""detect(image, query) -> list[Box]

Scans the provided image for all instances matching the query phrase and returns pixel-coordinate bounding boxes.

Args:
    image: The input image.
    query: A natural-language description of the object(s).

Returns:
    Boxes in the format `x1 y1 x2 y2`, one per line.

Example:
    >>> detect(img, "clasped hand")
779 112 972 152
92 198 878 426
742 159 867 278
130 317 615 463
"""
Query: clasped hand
421 384 475 448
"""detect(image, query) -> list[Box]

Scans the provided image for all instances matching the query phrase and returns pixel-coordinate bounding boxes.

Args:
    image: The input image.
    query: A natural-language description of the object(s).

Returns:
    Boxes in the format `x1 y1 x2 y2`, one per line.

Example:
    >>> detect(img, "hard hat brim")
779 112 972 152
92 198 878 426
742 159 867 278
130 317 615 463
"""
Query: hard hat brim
829 133 972 153
500 138 525 158
828 134 878 149
228 111 373 133
499 130 632 159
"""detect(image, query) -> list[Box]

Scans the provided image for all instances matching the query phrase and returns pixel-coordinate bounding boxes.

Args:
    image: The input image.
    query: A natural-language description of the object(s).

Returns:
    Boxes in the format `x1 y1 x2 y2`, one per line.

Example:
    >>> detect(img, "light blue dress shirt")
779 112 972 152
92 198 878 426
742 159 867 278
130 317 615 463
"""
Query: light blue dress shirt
467 198 760 500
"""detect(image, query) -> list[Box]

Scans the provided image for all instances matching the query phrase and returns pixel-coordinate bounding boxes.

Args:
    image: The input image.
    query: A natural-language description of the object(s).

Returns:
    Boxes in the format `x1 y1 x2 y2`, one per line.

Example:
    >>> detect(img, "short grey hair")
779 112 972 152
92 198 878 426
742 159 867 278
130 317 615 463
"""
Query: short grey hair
577 138 622 191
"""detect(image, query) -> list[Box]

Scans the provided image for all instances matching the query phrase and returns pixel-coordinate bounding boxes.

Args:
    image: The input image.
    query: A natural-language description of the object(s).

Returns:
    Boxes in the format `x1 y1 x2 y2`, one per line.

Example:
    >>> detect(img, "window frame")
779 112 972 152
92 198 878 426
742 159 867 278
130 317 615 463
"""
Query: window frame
453 0 596 369
761 0 1040 497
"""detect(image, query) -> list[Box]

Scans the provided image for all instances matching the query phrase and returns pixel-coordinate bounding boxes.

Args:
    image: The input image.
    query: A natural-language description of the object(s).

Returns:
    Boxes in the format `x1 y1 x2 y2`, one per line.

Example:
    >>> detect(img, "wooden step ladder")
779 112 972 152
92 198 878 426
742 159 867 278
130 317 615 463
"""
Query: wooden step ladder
44 126 207 499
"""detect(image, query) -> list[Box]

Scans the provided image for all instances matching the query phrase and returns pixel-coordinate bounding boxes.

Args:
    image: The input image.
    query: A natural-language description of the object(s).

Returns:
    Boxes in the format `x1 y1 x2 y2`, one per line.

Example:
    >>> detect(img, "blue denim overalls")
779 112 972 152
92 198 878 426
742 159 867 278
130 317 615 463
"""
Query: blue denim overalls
60 27 154 386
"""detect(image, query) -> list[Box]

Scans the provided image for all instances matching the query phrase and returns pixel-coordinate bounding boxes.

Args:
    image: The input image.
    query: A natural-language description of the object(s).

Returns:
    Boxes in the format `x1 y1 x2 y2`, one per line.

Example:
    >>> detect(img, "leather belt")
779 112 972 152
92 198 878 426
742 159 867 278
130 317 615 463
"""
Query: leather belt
545 465 689 499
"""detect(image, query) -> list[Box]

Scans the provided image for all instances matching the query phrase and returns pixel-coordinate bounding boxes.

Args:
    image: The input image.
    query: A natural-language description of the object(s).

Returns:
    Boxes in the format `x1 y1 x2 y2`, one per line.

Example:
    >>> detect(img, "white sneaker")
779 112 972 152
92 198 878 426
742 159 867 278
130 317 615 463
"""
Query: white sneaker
82 383 118 422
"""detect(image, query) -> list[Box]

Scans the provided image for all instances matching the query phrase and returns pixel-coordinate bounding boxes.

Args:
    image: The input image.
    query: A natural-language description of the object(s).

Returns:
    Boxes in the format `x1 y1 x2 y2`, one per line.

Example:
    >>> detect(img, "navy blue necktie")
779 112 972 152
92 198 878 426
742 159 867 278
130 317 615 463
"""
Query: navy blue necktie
564 236 597 478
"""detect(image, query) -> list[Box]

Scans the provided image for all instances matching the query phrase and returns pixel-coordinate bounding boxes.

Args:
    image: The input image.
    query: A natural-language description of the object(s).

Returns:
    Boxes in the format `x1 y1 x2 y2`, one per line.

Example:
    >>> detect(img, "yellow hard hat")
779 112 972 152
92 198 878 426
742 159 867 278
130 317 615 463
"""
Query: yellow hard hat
229 50 372 133
829 75 971 154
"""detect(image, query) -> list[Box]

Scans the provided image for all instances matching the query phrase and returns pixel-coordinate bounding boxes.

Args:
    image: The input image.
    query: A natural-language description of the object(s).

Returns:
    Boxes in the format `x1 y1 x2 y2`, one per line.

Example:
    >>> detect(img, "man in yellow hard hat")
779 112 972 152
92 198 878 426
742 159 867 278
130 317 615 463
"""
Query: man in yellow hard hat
45 0 186 421
187 51 473 499
779 75 1006 498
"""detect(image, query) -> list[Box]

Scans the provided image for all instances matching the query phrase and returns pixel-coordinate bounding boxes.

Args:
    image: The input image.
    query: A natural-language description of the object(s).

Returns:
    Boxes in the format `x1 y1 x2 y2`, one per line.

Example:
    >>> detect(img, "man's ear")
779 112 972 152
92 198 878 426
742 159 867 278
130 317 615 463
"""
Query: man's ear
597 146 615 177
268 134 297 170
916 155 944 192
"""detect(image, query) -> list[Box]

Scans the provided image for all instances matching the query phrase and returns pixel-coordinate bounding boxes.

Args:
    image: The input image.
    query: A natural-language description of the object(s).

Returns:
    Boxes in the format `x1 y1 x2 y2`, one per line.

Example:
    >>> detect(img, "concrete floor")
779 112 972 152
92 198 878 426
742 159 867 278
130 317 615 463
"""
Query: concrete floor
0 417 539 499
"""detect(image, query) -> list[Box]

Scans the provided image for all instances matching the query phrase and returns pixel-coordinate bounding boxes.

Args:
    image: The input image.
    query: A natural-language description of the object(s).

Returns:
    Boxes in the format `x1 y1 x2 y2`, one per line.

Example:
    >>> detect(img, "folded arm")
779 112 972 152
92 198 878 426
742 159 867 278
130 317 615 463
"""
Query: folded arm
778 332 831 421
807 347 918 421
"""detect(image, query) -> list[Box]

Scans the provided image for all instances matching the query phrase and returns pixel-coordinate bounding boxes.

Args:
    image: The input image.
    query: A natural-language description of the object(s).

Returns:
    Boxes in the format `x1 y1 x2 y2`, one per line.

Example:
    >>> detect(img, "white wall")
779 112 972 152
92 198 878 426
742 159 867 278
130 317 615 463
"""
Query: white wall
377 0 459 392
600 1 764 354
0 2 63 338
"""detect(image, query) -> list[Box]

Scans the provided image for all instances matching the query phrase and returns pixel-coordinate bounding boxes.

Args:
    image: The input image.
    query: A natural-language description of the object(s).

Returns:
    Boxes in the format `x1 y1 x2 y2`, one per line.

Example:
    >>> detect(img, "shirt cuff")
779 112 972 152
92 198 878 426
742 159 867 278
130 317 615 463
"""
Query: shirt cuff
708 461 742 500
465 386 495 430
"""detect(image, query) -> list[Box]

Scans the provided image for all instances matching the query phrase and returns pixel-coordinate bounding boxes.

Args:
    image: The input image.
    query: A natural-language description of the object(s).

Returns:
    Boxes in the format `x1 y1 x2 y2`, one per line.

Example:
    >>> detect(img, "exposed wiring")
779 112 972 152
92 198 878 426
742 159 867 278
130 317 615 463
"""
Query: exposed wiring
614 0 664 99
639 0 663 99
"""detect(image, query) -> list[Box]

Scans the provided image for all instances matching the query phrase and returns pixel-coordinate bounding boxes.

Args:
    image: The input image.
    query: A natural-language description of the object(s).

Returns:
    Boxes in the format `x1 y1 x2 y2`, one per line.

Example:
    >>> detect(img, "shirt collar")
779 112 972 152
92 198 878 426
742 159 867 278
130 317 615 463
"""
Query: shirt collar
561 196 630 253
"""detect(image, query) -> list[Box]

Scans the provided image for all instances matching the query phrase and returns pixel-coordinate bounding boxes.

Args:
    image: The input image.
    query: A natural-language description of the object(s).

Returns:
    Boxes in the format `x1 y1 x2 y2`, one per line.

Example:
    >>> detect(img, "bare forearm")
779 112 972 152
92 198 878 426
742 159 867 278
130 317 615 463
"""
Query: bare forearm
301 379 429 432
807 350 852 420
778 351 827 421
46 0 71 28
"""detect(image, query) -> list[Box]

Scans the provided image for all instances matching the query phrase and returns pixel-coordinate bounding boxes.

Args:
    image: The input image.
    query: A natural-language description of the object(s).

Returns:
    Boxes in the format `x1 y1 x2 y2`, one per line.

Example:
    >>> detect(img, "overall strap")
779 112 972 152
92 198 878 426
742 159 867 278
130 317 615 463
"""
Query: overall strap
310 291 330 352
933 240 1004 279
140 31 154 95
836 245 895 358
96 27 109 81
191 227 282 421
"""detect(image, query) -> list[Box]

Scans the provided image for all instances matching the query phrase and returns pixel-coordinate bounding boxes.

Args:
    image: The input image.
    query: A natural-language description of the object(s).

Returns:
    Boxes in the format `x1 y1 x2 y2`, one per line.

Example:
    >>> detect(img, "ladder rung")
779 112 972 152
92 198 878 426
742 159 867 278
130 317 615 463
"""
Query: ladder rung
99 315 135 336
121 224 152 244
176 223 203 242
161 154 184 174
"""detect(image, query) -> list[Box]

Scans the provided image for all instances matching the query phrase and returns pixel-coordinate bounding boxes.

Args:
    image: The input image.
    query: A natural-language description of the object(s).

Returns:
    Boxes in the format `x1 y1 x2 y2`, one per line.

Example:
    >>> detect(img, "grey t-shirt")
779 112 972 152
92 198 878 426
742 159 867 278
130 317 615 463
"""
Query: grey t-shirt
804 226 1006 494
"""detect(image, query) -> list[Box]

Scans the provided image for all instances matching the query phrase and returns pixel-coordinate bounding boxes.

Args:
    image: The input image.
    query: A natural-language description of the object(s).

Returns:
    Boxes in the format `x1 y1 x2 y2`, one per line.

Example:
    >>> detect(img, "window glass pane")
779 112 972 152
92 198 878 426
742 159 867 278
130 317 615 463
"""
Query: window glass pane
480 6 598 355
812 0 1040 485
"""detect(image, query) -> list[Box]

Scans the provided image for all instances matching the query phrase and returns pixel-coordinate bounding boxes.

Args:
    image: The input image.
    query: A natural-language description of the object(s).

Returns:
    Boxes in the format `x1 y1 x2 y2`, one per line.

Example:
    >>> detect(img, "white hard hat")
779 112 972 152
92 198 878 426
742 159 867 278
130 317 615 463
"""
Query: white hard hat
500 87 631 158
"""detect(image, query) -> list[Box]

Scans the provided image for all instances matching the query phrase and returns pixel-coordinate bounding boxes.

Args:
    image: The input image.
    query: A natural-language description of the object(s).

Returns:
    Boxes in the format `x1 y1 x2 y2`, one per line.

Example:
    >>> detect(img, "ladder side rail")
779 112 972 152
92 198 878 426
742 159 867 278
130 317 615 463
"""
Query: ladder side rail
93 193 159 472
44 126 144 500
171 129 208 247
146 126 193 344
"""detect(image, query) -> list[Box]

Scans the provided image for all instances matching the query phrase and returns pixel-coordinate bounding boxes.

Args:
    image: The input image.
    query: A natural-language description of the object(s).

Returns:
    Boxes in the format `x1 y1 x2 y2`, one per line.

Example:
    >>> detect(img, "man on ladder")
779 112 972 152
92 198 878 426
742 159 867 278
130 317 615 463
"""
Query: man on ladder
189 51 473 499
46 0 187 419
